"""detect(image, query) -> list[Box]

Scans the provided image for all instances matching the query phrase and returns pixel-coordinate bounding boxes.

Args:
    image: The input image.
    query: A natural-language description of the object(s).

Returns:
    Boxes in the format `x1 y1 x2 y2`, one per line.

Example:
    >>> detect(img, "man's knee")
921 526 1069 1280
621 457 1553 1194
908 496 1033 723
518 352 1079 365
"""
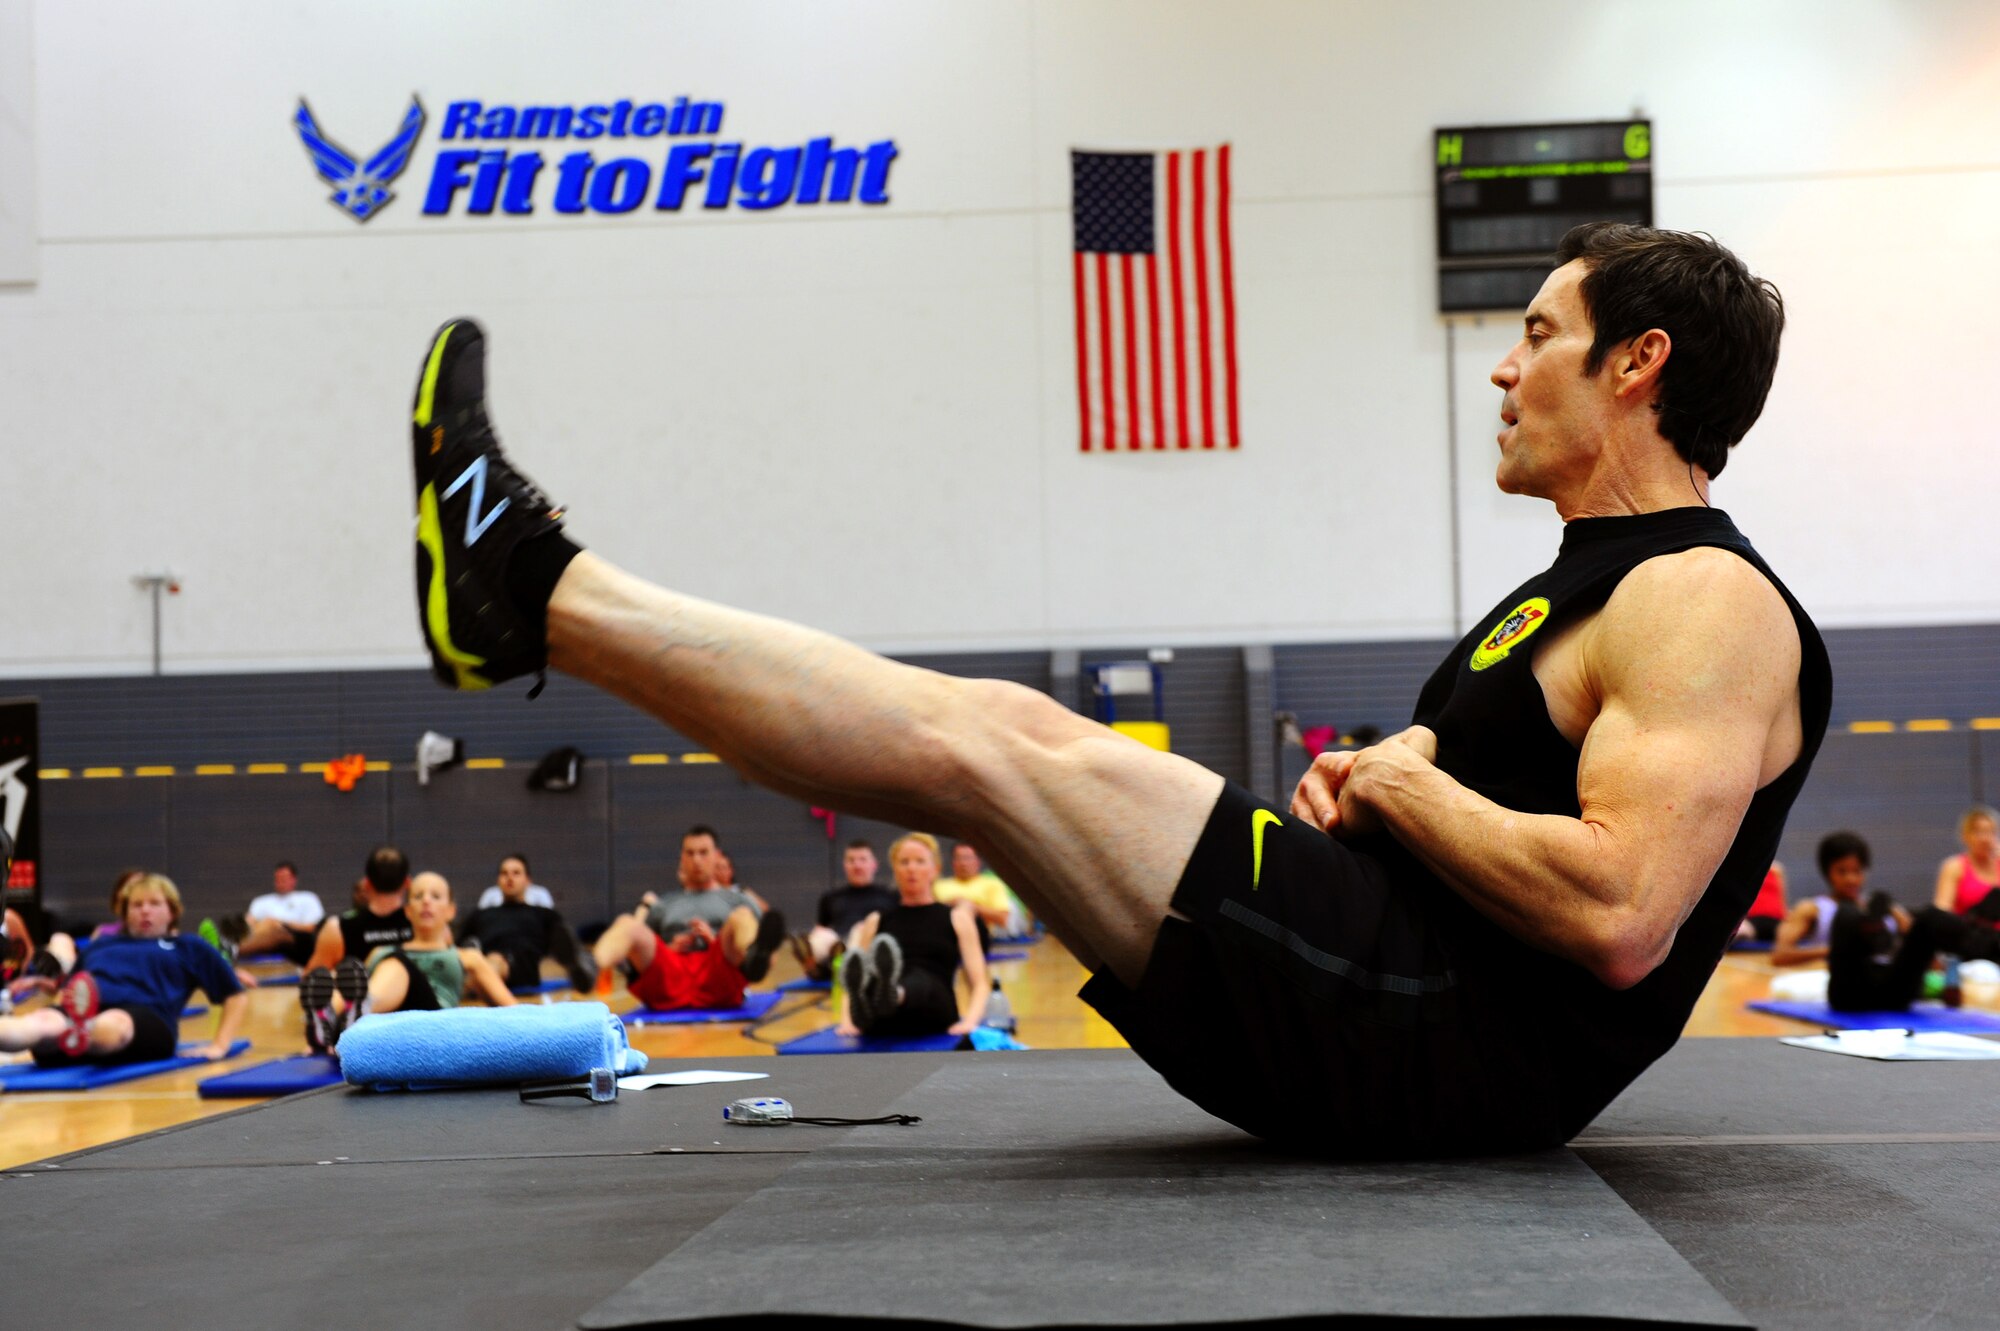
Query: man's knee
88 1009 135 1053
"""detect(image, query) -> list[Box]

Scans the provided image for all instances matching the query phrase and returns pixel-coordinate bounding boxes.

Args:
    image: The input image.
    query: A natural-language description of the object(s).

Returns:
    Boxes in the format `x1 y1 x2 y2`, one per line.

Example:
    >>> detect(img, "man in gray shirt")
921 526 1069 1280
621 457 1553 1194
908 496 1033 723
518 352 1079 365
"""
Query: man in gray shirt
592 825 786 1010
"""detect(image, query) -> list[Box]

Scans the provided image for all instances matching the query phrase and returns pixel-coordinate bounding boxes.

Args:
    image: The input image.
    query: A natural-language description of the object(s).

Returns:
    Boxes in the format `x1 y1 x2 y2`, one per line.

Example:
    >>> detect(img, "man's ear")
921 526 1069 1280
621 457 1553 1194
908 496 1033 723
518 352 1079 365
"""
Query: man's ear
1613 328 1672 403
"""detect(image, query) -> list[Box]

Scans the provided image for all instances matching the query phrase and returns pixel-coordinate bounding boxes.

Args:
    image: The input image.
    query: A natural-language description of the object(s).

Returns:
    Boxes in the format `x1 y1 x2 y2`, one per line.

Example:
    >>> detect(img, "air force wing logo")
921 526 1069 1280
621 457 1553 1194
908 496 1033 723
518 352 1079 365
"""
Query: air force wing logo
294 96 426 222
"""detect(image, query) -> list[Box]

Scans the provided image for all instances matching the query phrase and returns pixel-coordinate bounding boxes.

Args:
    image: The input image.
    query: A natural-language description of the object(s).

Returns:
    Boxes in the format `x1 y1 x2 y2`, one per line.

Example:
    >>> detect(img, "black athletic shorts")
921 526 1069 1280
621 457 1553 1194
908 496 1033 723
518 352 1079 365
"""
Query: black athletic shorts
377 949 444 1011
32 1002 179 1067
1079 781 1565 1157
278 925 319 967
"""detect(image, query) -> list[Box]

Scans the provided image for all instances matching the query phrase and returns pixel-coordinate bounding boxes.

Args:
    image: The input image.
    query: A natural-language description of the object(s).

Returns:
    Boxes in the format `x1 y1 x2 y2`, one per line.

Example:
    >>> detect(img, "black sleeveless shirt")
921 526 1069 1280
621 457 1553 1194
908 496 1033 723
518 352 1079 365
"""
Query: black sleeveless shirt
339 905 414 960
1392 507 1831 1138
877 903 965 986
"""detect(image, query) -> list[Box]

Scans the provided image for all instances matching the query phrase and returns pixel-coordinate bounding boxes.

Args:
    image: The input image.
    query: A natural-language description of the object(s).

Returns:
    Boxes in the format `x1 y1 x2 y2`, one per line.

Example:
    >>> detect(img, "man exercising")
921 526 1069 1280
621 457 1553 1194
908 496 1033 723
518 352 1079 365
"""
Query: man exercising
407 221 1828 1155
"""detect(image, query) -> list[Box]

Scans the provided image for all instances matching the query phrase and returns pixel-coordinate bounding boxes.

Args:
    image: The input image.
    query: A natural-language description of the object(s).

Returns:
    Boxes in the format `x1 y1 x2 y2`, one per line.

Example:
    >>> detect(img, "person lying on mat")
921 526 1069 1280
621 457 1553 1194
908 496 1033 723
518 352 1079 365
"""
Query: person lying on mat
1826 888 2000 1013
303 872 518 1052
837 833 990 1039
936 842 1029 936
1933 805 2000 917
200 860 326 966
1769 833 1876 966
305 845 415 973
591 825 787 1011
457 852 597 991
0 873 247 1065
794 839 897 983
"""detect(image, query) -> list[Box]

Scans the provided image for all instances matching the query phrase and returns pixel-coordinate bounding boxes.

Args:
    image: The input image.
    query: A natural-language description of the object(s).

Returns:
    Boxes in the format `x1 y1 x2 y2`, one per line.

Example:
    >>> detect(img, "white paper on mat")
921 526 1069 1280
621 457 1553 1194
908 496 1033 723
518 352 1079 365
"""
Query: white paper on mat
1779 1031 2000 1062
618 1069 772 1089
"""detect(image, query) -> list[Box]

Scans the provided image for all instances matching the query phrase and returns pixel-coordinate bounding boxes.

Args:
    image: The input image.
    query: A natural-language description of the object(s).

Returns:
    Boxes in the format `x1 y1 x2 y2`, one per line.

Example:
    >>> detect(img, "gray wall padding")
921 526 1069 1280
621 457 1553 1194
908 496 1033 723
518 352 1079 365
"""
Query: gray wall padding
389 767 614 924
165 771 392 922
1773 731 1978 907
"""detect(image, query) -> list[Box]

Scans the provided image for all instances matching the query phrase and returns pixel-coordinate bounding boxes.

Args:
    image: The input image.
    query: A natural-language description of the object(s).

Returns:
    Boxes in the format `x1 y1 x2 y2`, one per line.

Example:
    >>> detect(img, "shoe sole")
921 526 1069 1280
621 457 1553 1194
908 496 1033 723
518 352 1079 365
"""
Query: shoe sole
867 935 903 1023
56 971 100 1057
414 323 495 692
842 952 876 1029
739 910 787 983
333 957 370 1006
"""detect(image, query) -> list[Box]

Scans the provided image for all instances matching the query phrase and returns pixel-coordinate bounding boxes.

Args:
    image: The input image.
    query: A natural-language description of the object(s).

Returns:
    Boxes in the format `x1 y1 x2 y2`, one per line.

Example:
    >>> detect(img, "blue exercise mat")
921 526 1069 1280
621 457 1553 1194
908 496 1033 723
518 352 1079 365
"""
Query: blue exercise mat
181 1005 208 1018
247 972 301 988
775 976 831 993
985 950 1030 963
1749 999 2000 1033
620 989 785 1026
0 1040 252 1092
989 933 1041 947
509 977 572 996
777 1028 966 1055
1727 939 1774 953
198 1054 344 1099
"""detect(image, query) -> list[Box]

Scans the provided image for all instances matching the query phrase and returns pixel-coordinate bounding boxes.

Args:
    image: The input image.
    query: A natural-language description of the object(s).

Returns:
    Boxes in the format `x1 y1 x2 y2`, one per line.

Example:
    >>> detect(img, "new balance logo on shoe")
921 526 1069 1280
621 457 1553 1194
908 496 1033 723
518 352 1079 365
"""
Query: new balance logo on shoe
442 454 511 546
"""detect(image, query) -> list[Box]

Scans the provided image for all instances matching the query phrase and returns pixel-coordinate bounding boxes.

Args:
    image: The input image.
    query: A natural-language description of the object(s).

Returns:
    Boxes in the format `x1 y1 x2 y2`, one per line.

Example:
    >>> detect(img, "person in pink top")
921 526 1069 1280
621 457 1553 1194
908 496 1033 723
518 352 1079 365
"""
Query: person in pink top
1933 805 2000 915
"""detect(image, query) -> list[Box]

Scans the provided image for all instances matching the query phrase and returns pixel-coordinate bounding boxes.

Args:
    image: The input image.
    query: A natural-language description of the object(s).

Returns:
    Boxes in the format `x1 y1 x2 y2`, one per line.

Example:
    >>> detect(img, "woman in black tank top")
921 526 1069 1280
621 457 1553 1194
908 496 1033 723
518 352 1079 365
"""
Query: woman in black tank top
838 833 990 1038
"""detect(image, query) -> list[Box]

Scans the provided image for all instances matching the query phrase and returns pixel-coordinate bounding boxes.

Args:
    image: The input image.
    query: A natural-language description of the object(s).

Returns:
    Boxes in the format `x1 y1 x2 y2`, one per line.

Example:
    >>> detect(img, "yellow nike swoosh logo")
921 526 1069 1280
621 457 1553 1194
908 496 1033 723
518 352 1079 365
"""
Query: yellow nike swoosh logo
1251 810 1282 889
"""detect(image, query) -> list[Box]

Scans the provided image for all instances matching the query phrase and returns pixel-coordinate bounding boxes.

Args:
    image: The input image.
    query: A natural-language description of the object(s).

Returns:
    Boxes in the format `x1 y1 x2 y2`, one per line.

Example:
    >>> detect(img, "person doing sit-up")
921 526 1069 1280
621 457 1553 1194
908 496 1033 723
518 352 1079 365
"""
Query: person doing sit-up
794 840 897 982
1770 832 1876 966
0 873 247 1065
201 860 326 965
406 222 1831 1154
592 826 787 1010
303 872 517 1051
457 852 596 991
1934 805 2000 917
838 833 989 1038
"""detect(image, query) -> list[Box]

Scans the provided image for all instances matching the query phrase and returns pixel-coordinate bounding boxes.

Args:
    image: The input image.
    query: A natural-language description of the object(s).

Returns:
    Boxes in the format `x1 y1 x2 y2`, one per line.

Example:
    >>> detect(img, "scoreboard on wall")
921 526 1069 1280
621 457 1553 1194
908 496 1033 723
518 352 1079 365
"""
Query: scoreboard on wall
1433 120 1652 314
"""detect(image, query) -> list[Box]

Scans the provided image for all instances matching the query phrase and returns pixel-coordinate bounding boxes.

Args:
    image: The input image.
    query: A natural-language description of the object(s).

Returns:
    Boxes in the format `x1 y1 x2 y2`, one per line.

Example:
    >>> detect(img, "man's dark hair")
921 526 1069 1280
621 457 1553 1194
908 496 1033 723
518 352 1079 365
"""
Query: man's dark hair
1554 222 1784 478
844 839 876 853
1816 831 1872 877
683 825 721 848
274 860 297 875
364 846 410 894
499 852 530 875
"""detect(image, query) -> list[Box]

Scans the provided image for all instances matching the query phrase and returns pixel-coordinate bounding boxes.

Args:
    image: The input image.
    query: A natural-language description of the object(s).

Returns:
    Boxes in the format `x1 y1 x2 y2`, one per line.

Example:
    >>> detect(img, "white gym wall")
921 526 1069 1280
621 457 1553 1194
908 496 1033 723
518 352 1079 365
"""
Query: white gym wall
3 0 1997 676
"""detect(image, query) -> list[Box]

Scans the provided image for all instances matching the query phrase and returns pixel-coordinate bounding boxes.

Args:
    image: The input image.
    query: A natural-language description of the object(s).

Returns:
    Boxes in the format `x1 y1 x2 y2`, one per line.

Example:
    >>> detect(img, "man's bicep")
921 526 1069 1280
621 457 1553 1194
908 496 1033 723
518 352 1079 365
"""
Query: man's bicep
1576 701 1758 890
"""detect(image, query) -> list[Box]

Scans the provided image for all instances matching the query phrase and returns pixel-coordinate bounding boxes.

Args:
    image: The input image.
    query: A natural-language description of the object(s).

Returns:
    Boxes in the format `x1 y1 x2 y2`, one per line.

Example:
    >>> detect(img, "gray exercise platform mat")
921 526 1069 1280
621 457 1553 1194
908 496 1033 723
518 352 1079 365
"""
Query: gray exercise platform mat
1580 1035 2000 1142
39 1054 941 1169
583 1057 1747 1329
3 1153 796 1331
1585 1142 2000 1331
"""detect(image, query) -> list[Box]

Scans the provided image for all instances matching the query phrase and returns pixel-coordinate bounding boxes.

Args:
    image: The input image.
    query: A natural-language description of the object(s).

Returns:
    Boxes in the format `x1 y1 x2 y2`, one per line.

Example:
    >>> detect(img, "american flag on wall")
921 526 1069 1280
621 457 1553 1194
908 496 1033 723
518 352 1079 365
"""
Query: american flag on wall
1071 146 1239 452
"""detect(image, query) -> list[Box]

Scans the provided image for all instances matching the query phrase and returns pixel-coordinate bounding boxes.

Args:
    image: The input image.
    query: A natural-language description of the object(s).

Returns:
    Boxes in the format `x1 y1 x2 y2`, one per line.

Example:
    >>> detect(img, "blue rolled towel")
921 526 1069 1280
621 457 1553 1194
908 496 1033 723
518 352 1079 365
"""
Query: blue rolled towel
337 1001 648 1091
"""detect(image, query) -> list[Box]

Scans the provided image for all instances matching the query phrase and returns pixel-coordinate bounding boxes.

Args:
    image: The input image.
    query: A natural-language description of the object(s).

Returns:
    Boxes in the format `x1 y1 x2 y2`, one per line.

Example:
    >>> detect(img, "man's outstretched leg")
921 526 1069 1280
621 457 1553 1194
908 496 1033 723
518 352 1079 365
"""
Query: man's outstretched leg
411 319 1221 986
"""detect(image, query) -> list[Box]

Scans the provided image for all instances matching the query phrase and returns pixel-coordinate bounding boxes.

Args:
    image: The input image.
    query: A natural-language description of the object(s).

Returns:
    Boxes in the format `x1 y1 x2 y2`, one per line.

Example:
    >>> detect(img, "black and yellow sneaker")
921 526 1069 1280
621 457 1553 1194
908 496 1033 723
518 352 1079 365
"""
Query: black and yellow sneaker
411 319 567 692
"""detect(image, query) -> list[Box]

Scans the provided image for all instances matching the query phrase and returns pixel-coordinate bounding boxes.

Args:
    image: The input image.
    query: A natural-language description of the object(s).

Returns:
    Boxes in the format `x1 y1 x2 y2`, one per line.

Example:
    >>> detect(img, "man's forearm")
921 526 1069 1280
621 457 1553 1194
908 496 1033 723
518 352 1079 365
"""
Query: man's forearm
1363 759 1650 985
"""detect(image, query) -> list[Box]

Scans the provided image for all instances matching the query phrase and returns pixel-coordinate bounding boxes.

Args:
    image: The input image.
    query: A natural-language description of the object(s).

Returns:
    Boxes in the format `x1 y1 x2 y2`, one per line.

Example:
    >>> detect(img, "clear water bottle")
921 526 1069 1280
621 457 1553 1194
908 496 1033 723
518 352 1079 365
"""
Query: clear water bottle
983 978 1015 1032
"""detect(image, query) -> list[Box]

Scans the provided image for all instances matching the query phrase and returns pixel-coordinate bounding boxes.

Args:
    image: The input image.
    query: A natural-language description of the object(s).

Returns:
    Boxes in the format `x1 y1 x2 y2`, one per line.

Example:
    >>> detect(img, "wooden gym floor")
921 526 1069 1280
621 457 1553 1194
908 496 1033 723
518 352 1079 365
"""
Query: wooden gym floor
3 938 1991 1170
